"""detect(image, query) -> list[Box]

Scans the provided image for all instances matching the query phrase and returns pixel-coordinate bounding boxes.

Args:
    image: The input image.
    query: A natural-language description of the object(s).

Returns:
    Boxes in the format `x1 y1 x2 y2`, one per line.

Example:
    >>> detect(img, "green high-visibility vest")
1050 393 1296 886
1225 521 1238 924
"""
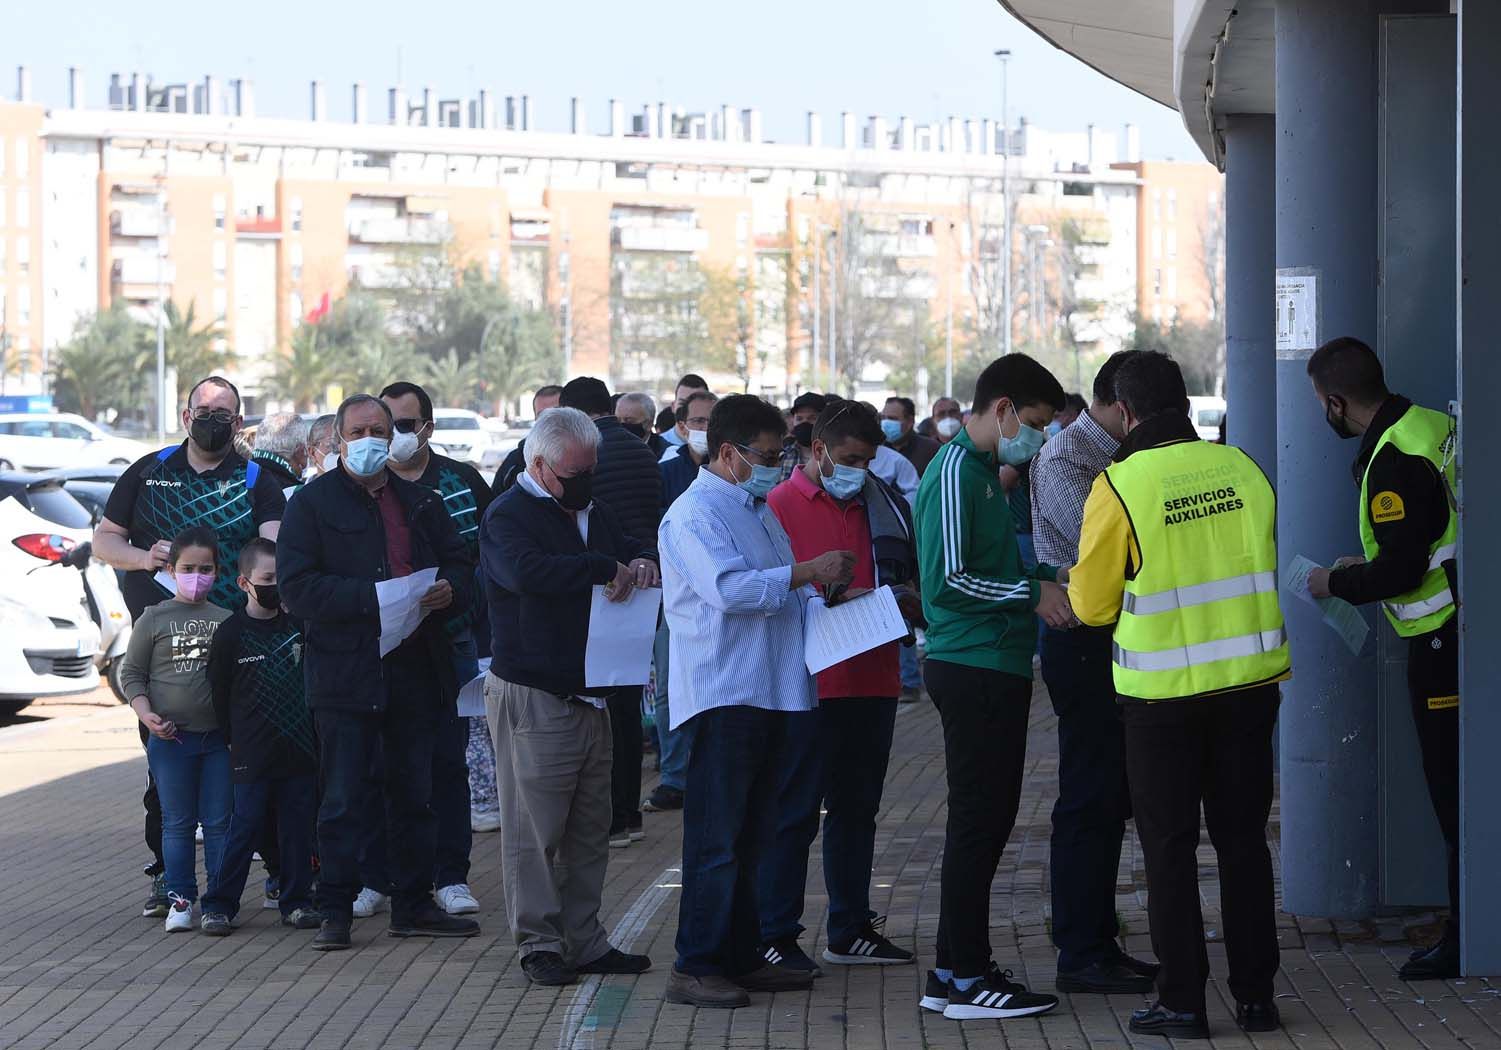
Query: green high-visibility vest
1358 404 1457 637
1105 438 1290 701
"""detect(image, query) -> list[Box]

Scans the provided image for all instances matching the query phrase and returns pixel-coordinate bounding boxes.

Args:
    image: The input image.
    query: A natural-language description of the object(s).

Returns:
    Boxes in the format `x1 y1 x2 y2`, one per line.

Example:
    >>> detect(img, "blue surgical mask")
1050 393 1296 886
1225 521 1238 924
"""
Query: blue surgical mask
880 418 904 443
997 403 1046 466
820 450 867 501
733 447 781 500
343 436 390 477
662 428 685 446
1046 421 1063 439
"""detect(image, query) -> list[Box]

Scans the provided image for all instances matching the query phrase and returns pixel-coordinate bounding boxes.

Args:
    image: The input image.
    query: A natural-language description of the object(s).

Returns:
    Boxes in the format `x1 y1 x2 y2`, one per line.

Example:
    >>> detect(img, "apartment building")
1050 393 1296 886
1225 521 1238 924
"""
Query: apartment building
1113 159 1225 326
0 65 1220 409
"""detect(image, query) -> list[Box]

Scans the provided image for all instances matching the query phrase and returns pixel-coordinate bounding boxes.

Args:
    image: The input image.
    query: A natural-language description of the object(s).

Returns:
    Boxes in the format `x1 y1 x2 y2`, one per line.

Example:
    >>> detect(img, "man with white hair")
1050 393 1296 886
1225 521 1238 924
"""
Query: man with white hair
305 414 338 479
253 412 312 498
479 406 659 987
616 391 665 458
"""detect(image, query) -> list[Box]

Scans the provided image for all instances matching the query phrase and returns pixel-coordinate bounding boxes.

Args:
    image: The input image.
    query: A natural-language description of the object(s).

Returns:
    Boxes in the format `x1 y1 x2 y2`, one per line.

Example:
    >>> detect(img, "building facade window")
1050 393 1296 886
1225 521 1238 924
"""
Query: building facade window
213 240 227 279
213 193 226 230
14 190 27 229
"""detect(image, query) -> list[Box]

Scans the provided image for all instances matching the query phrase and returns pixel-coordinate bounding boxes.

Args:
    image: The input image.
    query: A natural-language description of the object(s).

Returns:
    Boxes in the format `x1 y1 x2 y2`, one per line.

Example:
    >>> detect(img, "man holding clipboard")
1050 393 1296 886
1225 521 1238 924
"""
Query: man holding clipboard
760 400 922 974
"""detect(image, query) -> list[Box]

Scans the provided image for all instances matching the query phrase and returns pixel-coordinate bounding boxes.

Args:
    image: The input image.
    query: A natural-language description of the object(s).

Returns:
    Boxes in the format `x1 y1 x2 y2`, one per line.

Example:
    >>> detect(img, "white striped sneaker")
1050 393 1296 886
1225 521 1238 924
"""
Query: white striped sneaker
821 918 914 965
941 966 1058 1020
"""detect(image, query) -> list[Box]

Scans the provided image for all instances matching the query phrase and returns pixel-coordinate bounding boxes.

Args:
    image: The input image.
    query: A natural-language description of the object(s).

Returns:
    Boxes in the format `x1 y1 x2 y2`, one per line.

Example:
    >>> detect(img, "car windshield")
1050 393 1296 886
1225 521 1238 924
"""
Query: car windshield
24 483 93 529
1197 408 1225 427
436 416 481 431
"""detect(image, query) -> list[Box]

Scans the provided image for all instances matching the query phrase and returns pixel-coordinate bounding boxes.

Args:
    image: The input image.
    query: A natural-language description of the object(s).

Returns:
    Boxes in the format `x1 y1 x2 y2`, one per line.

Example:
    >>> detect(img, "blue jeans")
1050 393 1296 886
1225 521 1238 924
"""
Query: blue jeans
675 705 799 977
652 622 694 791
898 641 922 690
202 774 317 920
759 699 899 945
146 729 232 902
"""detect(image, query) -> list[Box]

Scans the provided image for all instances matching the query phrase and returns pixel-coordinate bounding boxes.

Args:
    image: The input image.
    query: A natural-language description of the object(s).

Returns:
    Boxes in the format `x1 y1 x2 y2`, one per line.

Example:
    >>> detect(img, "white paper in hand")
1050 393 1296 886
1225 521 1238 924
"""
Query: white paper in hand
804 585 908 676
1283 553 1369 655
585 585 662 688
376 567 439 657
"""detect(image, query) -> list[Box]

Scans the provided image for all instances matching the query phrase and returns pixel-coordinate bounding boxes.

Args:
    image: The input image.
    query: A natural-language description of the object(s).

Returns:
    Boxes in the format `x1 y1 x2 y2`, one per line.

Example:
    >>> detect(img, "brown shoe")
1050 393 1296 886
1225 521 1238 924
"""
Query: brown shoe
664 968 751 1008
732 962 816 993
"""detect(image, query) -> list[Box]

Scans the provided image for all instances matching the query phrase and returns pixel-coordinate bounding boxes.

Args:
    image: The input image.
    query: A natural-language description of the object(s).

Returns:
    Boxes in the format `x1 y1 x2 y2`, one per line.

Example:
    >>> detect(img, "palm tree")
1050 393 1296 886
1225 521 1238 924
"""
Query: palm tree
421 346 481 408
341 338 421 396
479 305 561 415
51 306 146 420
162 300 237 404
265 325 339 412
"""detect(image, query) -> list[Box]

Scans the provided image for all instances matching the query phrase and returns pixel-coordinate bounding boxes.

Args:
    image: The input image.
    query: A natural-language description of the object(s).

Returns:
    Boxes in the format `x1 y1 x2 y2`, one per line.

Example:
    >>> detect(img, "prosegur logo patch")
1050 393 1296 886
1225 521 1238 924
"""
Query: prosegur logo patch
1372 490 1406 523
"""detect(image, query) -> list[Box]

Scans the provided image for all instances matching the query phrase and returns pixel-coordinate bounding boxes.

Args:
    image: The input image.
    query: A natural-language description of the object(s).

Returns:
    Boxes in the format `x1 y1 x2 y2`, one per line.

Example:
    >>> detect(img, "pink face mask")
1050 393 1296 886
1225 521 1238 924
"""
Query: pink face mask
175 572 215 602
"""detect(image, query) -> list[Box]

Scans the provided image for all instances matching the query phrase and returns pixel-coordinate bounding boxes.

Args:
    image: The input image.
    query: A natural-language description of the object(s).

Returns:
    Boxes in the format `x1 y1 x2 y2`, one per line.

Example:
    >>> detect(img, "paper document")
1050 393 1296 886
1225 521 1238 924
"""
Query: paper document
457 657 492 718
585 585 662 688
376 567 439 657
154 569 177 596
1284 554 1370 655
804 585 909 676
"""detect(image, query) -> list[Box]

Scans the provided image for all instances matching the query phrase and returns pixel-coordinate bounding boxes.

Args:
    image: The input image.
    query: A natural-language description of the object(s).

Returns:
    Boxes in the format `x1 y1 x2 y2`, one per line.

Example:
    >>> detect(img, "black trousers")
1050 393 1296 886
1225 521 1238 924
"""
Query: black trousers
1408 617 1460 924
926 660 1032 977
607 688 644 833
1122 685 1281 1015
1040 625 1131 972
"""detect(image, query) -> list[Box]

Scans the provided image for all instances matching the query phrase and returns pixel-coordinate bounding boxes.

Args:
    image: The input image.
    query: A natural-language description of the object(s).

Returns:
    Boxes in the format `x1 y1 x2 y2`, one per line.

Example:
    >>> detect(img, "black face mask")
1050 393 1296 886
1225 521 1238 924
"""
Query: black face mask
792 421 815 449
621 421 647 440
190 416 234 454
554 469 594 511
1325 397 1356 440
249 583 280 610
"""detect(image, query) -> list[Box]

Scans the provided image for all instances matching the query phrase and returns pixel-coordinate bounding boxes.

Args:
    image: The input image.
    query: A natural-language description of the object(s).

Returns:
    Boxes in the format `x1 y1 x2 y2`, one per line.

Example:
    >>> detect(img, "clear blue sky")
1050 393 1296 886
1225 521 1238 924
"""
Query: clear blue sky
1 0 1202 162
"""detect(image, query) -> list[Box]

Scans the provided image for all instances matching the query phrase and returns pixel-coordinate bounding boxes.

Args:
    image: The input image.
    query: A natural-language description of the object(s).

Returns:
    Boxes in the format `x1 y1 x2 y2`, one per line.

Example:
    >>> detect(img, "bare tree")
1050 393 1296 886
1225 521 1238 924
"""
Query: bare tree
822 207 918 396
1197 194 1227 324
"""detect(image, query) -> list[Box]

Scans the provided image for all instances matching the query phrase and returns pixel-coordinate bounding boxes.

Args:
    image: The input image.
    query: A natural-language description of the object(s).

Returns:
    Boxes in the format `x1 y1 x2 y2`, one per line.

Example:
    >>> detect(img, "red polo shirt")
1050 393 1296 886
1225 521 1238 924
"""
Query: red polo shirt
767 467 900 700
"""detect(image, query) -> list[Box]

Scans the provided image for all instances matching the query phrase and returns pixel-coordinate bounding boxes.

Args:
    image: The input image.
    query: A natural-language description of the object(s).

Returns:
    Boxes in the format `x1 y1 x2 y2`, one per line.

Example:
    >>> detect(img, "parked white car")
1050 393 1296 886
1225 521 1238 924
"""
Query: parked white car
1188 396 1227 442
0 413 153 472
429 409 492 466
0 495 102 715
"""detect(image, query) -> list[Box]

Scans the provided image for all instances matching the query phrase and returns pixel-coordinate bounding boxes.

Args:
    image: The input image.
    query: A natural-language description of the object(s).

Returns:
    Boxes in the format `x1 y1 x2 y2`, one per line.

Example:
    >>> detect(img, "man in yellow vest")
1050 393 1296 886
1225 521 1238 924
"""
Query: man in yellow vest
1305 336 1459 982
1070 351 1290 1040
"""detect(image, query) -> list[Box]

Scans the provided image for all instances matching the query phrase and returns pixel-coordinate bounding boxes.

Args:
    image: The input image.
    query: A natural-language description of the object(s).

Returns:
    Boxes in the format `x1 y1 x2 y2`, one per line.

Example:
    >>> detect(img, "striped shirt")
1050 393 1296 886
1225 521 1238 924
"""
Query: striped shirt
1030 411 1120 568
659 467 816 729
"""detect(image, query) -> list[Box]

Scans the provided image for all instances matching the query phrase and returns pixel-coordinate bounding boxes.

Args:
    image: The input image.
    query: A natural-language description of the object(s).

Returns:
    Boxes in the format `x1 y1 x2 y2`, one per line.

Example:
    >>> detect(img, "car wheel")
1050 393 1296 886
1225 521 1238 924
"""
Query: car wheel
107 659 130 704
0 698 35 717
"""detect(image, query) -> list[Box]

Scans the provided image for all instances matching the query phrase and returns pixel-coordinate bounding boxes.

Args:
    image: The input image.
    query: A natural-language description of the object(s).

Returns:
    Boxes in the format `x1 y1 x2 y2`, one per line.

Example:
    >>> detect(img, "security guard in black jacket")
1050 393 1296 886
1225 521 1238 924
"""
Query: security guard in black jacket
1306 337 1460 981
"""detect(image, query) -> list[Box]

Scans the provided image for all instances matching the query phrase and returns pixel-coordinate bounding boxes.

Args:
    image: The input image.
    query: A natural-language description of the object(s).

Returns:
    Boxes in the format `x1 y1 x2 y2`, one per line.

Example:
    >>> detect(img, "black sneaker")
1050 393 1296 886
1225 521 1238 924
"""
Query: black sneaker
642 785 684 812
200 912 232 937
521 950 578 986
312 919 351 951
822 917 914 965
762 937 823 978
919 970 950 1013
576 947 652 975
282 907 324 930
388 904 480 938
141 872 169 918
942 966 1059 1020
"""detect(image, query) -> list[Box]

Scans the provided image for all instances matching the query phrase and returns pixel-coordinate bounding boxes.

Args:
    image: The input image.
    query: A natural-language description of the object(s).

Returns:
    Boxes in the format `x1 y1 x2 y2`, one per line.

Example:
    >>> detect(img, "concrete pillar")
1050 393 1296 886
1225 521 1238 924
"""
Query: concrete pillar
310 81 326 122
841 112 856 149
68 67 83 109
571 97 586 134
1274 0 1381 919
806 112 821 147
1457 0 1501 975
1223 114 1277 481
609 99 624 137
352 83 367 124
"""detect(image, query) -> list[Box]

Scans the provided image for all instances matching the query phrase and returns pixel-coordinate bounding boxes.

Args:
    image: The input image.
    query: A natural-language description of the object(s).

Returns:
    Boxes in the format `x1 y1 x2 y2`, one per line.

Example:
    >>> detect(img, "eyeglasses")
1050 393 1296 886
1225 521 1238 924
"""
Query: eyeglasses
190 409 236 424
734 443 781 467
393 419 426 434
685 417 712 428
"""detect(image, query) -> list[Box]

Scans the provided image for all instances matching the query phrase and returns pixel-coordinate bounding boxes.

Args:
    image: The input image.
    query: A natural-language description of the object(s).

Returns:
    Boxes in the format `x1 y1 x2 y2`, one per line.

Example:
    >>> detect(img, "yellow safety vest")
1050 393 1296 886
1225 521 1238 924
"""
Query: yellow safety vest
1105 439 1290 701
1357 404 1457 636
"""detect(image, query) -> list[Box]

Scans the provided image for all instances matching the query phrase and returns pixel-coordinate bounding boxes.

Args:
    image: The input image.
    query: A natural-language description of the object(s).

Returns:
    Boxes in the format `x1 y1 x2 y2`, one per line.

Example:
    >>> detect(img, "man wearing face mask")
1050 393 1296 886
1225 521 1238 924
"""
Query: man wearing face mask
645 389 719 815
279 393 478 951
882 397 941 479
1070 351 1288 1038
659 395 855 1008
252 412 311 499
95 375 287 919
912 354 1070 1022
478 406 658 987
370 381 496 918
760 400 921 975
558 376 663 846
616 392 665 458
780 392 826 482
929 397 964 444
1304 336 1460 982
305 414 339 481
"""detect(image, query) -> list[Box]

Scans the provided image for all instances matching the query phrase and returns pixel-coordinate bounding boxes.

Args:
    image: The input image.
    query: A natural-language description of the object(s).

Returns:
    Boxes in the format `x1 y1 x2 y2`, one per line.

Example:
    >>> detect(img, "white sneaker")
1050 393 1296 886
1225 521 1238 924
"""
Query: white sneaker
164 892 194 933
471 810 502 833
352 888 389 918
436 883 480 915
194 825 204 844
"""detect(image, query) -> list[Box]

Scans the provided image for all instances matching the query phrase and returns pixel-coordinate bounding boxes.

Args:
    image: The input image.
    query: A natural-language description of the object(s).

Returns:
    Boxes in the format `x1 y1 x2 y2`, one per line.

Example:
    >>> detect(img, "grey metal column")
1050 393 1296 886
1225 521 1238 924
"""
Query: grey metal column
1456 0 1501 976
1274 0 1381 918
1222 114 1276 482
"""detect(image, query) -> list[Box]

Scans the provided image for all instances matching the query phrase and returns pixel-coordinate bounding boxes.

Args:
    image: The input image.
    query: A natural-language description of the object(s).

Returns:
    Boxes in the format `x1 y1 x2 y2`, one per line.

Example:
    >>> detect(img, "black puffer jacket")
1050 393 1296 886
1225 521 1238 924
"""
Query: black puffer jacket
592 416 662 556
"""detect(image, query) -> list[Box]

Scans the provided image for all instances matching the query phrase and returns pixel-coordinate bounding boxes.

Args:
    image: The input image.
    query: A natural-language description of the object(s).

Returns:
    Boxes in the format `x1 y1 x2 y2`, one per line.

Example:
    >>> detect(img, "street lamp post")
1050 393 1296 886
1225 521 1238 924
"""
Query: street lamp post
811 232 822 390
995 48 1012 358
825 229 837 392
945 225 955 399
155 187 168 443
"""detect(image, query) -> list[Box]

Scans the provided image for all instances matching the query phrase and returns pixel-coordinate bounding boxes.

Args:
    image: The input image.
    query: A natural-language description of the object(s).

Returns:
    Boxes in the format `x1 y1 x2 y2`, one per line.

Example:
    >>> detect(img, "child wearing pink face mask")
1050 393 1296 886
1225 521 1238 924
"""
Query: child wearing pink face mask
121 525 235 933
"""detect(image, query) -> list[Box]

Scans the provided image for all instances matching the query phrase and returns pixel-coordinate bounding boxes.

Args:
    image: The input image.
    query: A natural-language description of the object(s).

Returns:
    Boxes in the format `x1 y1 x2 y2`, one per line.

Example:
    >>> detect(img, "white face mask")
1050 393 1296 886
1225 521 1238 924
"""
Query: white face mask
388 429 422 465
936 417 962 438
321 451 340 473
686 429 709 455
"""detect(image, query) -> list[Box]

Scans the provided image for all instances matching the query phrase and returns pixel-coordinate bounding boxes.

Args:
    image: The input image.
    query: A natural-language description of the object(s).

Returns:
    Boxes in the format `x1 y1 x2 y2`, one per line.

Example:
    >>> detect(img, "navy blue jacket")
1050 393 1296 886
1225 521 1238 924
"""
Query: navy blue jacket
481 482 651 697
279 465 471 713
660 448 700 510
592 416 662 556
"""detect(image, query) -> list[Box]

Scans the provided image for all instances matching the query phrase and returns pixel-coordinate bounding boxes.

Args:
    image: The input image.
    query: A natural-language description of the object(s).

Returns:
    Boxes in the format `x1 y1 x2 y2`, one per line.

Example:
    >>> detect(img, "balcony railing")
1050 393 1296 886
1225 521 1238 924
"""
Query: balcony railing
348 217 450 245
613 226 710 253
111 257 175 285
110 210 163 237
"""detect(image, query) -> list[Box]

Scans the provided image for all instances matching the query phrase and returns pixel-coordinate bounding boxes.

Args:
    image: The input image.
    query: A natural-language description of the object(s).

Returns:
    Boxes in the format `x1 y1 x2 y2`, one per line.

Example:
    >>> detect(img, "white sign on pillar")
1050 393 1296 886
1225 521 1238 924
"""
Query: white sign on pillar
1275 268 1321 359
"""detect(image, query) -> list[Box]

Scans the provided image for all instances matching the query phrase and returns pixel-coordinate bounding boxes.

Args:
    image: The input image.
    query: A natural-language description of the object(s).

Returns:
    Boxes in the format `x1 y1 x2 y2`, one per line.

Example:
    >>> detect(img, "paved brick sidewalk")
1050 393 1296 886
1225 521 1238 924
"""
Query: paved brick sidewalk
1 689 1496 1049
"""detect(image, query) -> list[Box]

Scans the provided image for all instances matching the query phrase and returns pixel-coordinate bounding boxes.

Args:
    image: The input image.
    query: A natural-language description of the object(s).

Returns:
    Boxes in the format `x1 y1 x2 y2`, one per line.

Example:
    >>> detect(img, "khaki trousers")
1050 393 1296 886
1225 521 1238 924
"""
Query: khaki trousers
485 674 613 966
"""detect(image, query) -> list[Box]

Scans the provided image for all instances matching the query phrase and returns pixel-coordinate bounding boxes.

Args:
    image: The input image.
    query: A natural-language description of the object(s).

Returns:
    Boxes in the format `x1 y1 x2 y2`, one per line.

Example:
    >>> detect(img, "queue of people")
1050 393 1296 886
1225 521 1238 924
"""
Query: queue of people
95 336 1460 1041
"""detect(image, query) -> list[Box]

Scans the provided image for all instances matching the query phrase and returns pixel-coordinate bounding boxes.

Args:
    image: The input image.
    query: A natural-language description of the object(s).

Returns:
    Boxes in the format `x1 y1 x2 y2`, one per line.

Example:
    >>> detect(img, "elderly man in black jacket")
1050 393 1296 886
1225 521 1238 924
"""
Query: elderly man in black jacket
481 405 658 986
279 394 479 951
558 376 662 845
